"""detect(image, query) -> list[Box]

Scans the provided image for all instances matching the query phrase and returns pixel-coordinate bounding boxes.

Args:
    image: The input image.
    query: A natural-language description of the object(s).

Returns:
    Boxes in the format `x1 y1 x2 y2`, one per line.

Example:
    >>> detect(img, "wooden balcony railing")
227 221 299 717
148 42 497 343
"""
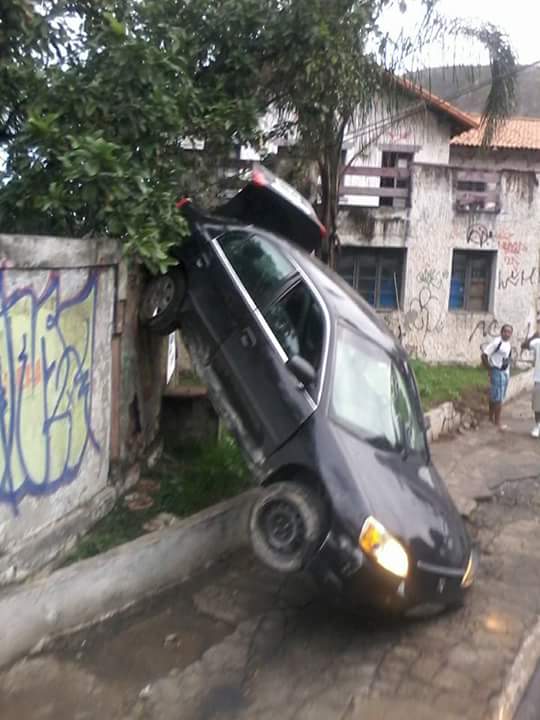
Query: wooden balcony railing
339 166 411 205
454 169 500 213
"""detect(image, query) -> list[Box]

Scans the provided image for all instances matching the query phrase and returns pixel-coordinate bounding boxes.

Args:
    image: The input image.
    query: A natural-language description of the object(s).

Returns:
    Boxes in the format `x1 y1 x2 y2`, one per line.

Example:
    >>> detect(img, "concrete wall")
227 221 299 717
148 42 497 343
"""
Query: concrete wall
0 234 124 584
338 165 540 364
451 146 540 173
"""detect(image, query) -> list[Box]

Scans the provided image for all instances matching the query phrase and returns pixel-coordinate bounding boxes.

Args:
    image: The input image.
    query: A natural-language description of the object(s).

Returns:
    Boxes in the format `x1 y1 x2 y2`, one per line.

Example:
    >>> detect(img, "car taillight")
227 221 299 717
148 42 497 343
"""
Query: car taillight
317 219 327 237
251 169 267 187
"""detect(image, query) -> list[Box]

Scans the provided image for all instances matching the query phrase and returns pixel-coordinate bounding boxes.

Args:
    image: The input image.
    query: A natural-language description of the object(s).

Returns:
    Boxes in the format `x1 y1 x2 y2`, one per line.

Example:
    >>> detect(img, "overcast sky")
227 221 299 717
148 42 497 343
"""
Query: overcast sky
380 0 537 67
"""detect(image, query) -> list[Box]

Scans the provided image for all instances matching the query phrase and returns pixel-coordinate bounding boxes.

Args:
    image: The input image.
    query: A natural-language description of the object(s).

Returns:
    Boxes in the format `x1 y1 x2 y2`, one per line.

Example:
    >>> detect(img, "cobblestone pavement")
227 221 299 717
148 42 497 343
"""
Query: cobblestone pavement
2 393 540 720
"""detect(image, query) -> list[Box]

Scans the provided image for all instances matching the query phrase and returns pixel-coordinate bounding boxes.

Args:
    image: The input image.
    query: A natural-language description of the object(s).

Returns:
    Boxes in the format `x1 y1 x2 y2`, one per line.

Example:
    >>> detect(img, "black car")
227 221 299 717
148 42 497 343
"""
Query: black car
140 167 475 616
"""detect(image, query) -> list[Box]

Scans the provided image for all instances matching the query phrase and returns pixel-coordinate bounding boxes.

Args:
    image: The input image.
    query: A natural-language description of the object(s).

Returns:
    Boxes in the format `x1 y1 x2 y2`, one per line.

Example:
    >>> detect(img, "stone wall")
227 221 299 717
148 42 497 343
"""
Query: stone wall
339 164 540 365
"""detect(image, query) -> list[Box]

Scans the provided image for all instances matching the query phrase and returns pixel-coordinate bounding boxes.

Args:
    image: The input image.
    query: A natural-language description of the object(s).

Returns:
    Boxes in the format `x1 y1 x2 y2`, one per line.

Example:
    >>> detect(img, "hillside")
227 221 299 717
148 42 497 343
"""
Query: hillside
410 65 540 118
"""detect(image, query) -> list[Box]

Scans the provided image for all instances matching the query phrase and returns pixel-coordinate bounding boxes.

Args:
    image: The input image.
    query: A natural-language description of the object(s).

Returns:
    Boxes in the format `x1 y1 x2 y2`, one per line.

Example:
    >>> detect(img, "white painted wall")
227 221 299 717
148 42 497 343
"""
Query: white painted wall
338 165 540 365
339 104 455 208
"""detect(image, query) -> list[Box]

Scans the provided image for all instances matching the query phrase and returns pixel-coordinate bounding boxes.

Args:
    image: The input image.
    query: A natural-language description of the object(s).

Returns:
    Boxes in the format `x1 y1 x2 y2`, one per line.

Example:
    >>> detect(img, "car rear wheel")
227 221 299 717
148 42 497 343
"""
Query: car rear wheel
249 482 326 574
139 267 186 336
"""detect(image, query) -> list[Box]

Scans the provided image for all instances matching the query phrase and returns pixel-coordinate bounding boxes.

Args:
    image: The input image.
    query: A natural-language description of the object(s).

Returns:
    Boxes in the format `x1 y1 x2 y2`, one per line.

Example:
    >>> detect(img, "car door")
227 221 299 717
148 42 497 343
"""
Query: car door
211 233 326 462
180 229 257 366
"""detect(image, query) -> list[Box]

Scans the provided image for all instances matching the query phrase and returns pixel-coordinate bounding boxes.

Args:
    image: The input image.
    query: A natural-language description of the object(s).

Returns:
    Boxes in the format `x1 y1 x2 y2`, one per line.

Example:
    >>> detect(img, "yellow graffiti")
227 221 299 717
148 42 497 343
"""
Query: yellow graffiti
0 271 99 509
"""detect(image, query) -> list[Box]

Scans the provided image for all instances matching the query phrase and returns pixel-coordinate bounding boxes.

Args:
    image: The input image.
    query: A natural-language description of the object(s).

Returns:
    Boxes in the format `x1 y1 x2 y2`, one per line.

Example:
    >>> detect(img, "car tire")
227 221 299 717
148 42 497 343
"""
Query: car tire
249 481 326 574
139 266 186 336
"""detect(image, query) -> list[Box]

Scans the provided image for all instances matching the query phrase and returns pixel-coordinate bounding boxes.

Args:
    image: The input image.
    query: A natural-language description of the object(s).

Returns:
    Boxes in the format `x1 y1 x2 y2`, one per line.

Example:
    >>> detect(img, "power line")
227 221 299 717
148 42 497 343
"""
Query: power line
192 58 540 197
342 58 540 147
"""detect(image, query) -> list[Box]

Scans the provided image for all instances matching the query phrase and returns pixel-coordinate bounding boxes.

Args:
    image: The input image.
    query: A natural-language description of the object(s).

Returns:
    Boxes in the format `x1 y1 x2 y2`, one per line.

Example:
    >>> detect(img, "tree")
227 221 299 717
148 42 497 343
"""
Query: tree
0 0 270 272
260 0 517 265
0 1 517 272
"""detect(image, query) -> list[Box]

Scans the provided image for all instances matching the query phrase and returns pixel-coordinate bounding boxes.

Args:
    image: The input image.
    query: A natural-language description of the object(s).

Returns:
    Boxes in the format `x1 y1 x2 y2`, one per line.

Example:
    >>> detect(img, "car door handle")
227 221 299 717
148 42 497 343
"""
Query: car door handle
195 252 211 269
240 327 257 348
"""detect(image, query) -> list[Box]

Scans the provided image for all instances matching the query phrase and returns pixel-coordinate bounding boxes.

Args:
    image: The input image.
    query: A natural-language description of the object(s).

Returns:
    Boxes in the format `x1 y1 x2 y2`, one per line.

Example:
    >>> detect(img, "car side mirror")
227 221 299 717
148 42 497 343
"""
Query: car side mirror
424 414 431 430
288 355 317 387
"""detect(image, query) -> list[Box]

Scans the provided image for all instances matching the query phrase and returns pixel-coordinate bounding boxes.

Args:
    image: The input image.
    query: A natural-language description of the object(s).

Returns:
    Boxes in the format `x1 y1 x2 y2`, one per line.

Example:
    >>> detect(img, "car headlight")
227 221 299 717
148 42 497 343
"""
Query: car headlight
461 551 476 588
359 516 409 579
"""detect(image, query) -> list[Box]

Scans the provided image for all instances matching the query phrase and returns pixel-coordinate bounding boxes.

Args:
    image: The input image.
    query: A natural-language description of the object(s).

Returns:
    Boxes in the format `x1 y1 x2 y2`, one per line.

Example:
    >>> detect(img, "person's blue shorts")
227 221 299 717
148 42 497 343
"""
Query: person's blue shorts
490 368 509 403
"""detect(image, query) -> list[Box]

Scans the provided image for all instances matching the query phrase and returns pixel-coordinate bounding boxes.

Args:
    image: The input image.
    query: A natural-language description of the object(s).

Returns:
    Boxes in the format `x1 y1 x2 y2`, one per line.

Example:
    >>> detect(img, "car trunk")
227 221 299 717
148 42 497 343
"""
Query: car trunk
215 166 326 254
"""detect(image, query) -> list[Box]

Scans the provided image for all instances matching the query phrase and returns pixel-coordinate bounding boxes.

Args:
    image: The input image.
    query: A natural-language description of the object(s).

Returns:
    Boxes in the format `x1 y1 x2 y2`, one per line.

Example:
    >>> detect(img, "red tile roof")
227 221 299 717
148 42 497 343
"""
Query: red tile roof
395 77 478 130
452 116 540 150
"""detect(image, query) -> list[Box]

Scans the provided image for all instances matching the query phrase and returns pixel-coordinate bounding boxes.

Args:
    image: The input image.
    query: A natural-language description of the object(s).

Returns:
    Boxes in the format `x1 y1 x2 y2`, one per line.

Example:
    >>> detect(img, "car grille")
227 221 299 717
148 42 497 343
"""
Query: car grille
416 560 465 578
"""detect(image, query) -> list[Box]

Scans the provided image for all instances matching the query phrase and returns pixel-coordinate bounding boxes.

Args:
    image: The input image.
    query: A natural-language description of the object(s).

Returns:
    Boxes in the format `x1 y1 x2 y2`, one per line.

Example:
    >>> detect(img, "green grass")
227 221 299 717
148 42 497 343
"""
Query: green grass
64 436 250 565
175 370 203 386
410 359 488 410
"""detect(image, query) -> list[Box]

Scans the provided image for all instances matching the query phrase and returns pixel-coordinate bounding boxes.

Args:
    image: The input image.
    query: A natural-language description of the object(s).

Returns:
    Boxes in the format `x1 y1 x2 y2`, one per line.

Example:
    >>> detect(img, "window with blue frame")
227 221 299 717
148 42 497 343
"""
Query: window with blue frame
449 250 494 312
336 248 405 310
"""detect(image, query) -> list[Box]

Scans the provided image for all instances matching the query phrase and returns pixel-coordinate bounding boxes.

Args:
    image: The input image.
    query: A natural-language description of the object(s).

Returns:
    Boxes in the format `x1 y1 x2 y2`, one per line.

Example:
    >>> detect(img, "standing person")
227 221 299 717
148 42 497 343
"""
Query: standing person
481 324 513 431
521 327 540 437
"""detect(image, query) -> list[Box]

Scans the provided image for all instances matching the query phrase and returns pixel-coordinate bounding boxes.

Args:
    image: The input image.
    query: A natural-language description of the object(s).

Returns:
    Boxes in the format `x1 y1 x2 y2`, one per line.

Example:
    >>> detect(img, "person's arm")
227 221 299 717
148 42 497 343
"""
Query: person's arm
522 332 540 351
482 339 497 370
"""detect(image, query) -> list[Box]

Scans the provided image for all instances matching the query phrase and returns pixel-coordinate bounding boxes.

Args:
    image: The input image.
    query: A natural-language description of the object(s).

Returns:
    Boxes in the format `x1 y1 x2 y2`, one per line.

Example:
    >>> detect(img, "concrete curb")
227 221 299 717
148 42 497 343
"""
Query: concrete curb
0 489 256 670
495 616 540 720
426 367 534 442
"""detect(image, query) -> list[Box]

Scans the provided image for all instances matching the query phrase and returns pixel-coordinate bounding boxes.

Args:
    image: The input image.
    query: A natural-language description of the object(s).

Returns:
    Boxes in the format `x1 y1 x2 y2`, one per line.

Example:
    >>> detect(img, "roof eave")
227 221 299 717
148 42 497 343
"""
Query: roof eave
395 76 479 131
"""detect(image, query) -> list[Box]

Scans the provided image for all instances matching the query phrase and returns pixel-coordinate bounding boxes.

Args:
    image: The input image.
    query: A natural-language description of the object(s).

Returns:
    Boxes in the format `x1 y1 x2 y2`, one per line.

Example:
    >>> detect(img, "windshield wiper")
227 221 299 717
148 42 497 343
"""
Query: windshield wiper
367 434 404 453
398 416 411 460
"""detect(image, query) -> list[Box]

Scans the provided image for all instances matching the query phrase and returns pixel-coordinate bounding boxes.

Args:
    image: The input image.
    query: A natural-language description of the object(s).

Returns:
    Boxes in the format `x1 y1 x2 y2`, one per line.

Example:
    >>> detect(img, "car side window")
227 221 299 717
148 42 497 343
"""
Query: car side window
264 282 324 374
218 231 295 307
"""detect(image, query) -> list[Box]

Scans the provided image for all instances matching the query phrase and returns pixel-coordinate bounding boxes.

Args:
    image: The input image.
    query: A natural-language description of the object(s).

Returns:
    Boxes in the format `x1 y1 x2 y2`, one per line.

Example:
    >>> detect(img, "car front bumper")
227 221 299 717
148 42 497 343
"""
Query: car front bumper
306 530 476 615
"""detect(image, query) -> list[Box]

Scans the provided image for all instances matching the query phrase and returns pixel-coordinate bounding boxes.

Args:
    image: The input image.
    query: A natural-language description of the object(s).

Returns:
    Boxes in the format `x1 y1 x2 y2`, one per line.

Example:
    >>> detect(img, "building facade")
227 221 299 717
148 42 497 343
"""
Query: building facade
334 89 540 365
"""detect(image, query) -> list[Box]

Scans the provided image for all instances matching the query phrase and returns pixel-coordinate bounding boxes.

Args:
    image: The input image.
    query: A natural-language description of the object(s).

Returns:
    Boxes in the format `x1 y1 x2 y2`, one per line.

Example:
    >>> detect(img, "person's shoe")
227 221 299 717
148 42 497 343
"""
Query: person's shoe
531 424 540 438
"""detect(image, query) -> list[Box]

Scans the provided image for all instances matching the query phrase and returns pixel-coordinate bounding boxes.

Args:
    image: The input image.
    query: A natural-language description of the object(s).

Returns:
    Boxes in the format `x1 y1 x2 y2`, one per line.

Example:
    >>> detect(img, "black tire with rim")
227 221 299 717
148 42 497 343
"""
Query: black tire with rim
249 481 326 574
139 266 186 336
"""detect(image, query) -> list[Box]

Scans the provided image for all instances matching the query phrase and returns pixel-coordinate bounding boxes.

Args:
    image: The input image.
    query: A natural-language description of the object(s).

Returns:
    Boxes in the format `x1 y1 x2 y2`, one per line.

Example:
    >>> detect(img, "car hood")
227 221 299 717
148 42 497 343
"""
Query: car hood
330 424 470 569
215 166 325 253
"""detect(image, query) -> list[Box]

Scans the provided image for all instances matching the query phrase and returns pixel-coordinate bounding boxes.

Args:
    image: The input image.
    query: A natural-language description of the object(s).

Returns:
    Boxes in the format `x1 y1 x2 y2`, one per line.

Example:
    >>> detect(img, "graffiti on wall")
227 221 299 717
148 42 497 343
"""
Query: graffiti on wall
500 239 527 270
0 271 100 512
496 227 536 288
498 267 537 290
385 126 413 144
466 224 493 248
404 268 447 354
468 318 533 367
456 223 536 292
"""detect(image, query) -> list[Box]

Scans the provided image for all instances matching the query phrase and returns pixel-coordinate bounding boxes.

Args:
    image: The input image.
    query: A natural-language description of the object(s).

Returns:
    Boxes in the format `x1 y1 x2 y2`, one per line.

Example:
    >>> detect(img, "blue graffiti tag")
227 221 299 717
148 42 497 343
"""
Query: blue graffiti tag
0 270 100 512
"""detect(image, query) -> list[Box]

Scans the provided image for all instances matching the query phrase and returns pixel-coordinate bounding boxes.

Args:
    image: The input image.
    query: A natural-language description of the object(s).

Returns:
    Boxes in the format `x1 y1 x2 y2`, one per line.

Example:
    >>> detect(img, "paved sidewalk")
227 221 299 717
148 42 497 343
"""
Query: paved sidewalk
2 393 540 720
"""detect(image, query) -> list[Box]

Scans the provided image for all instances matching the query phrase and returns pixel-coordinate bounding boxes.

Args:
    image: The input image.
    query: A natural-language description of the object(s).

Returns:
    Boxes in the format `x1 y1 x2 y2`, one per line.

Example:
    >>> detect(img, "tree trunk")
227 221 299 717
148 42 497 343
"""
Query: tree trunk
318 152 340 268
317 120 347 268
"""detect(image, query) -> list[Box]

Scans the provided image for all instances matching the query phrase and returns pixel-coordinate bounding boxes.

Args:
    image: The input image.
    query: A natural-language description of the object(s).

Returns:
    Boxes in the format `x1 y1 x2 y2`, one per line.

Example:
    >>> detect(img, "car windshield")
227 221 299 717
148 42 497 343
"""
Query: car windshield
330 324 426 456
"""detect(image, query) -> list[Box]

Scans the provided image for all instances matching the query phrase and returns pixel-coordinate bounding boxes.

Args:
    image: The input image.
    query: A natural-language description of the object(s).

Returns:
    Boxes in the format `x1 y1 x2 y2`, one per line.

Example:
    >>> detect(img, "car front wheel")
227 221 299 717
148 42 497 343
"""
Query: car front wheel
249 481 326 574
139 267 186 335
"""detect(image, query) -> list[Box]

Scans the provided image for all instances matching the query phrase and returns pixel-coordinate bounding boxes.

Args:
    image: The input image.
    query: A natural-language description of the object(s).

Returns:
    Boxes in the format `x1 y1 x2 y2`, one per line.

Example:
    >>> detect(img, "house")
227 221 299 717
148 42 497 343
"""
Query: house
333 86 540 365
199 81 540 366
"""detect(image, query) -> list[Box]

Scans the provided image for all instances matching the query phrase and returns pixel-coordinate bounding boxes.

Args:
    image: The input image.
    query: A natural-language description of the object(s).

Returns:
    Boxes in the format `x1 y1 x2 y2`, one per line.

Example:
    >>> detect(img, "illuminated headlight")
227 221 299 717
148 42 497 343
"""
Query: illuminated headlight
461 552 476 588
359 516 409 579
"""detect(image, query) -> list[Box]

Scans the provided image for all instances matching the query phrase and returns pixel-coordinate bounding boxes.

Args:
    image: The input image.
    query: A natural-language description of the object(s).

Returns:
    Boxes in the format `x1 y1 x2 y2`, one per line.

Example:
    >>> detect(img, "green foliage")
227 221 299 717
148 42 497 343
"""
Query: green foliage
0 0 517 270
410 359 487 409
0 0 267 271
261 0 517 262
64 435 250 563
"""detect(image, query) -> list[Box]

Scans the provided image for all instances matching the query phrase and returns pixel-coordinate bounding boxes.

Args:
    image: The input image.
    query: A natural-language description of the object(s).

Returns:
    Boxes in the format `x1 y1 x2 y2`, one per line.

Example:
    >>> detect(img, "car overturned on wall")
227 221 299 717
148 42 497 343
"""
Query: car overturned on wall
140 166 476 615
